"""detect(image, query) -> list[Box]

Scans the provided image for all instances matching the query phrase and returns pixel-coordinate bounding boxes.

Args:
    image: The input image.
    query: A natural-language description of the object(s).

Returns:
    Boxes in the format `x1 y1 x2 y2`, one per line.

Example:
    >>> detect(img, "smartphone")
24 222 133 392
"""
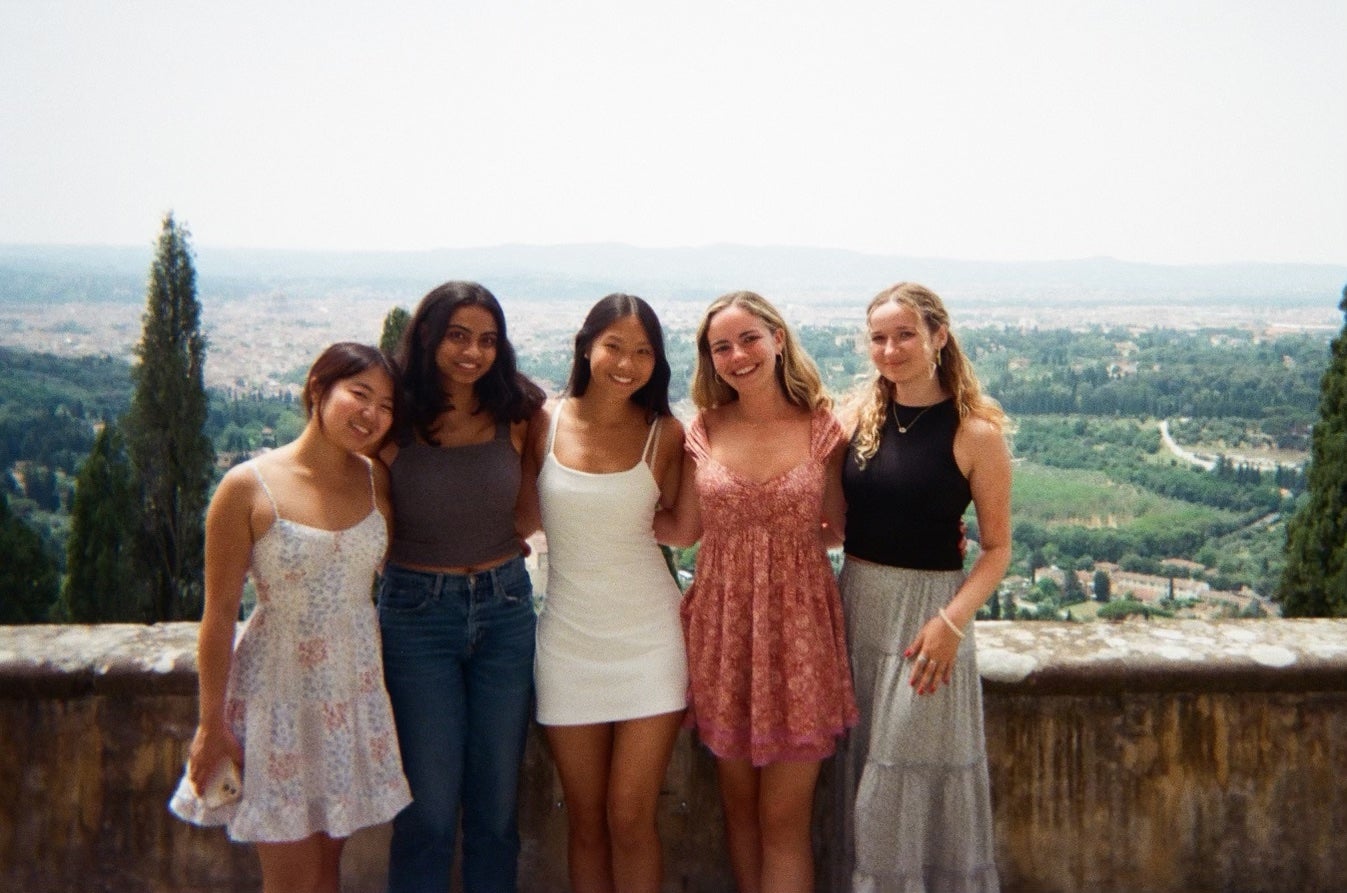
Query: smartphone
195 759 242 808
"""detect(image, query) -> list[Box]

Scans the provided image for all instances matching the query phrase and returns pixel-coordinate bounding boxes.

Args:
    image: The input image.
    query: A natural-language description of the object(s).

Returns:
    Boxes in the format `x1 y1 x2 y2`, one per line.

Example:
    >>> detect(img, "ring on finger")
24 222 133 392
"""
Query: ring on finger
916 654 930 664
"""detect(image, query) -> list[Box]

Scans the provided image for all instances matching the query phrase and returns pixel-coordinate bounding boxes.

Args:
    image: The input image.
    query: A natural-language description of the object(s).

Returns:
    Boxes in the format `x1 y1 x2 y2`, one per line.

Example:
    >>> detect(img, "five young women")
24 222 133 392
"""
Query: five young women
177 278 1009 892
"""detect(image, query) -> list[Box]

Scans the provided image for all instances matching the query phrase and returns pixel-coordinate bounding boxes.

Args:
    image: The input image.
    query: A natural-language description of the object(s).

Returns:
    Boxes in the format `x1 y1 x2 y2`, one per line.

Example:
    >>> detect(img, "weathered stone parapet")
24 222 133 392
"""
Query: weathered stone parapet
2 619 1345 892
977 617 1347 694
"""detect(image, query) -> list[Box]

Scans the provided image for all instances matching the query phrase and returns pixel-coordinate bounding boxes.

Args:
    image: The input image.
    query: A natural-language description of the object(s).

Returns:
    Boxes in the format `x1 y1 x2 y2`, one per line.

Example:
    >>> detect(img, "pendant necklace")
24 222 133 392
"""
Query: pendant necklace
891 401 934 434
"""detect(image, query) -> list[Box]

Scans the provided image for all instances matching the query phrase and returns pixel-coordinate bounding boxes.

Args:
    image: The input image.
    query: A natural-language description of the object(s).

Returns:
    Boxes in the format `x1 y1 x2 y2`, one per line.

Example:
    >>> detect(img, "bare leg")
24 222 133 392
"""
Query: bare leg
607 711 684 893
256 833 346 893
546 722 616 893
757 760 820 893
716 758 763 893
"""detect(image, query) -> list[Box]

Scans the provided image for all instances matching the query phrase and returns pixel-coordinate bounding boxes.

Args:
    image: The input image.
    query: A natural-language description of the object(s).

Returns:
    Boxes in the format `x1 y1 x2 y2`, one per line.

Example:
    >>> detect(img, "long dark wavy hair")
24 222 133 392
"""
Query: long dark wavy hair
393 281 544 445
565 293 672 419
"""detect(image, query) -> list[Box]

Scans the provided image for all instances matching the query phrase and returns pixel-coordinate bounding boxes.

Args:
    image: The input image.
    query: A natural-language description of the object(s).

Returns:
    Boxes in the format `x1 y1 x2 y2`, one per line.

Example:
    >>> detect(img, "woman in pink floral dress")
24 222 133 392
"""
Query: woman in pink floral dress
657 291 857 893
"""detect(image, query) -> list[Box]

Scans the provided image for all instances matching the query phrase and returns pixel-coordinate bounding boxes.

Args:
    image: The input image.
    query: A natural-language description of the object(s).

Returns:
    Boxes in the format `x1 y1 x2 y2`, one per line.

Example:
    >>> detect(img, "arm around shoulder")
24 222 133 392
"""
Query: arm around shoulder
514 405 549 539
820 437 847 549
653 431 702 548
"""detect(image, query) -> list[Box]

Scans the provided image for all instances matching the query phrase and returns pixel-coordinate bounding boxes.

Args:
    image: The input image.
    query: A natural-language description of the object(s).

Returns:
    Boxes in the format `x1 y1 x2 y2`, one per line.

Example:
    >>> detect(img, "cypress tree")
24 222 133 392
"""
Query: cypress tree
0 489 60 623
61 423 146 622
124 213 214 621
1279 284 1347 617
380 306 411 356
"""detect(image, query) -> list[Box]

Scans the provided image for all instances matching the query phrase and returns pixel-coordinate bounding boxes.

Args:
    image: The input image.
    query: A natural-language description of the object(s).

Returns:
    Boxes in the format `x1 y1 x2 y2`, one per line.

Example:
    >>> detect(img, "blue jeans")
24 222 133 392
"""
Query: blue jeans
378 557 537 893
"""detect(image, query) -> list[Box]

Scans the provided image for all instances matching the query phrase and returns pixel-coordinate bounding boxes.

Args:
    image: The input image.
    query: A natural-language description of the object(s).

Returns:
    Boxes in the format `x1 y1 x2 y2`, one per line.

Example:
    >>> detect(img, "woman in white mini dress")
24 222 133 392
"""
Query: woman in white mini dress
170 343 412 893
527 293 687 893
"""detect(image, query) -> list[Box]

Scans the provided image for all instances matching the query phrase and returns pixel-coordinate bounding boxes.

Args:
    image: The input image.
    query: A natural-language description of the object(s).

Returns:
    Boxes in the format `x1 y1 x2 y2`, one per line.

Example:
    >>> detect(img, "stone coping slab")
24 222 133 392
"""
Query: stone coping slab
976 618 1347 694
1 619 1345 699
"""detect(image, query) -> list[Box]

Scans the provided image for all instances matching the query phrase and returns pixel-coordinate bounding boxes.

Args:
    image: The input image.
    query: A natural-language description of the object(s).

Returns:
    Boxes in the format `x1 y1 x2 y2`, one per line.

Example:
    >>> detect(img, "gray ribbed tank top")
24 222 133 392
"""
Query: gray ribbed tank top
387 421 521 568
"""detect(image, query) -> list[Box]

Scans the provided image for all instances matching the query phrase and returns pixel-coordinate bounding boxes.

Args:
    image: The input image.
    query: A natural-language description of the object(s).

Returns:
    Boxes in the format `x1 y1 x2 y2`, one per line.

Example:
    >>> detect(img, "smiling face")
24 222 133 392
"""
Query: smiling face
867 299 947 389
705 304 785 395
586 314 656 397
315 366 396 453
435 304 499 390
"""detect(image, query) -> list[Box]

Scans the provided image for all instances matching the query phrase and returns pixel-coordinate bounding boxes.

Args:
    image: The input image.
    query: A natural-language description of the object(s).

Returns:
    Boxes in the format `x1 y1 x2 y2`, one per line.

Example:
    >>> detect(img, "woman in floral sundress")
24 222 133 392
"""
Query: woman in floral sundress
657 291 857 893
170 343 411 893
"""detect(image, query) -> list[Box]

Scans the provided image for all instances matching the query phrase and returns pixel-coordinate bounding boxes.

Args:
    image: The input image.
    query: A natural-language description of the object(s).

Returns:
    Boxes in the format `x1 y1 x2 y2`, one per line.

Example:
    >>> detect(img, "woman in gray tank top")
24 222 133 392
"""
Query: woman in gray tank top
376 282 546 893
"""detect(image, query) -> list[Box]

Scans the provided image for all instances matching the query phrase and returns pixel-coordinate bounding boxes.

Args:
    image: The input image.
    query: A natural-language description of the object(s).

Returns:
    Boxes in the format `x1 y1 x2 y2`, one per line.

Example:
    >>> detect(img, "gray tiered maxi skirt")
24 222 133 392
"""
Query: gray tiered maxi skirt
835 557 999 893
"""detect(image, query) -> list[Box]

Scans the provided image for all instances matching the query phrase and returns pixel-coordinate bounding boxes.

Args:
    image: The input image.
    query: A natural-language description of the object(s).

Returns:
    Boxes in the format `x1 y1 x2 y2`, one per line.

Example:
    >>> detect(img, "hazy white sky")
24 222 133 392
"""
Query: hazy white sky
2 0 1344 264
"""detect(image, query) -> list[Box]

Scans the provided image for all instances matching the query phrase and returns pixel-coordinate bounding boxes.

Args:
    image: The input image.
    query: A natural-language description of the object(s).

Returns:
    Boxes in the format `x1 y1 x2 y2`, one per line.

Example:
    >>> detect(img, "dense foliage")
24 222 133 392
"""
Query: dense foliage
0 489 59 623
59 423 145 622
1279 286 1347 616
123 214 214 621
965 326 1324 432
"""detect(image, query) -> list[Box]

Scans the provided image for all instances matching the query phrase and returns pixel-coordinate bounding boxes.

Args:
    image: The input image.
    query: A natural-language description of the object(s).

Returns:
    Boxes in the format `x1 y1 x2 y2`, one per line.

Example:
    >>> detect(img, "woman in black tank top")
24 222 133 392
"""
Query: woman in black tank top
836 282 1013 892
376 282 546 893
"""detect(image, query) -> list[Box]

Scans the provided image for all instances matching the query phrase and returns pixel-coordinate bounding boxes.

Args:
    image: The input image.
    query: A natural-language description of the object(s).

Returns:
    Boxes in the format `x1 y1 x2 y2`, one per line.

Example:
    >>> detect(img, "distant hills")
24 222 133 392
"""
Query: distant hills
1 242 1344 308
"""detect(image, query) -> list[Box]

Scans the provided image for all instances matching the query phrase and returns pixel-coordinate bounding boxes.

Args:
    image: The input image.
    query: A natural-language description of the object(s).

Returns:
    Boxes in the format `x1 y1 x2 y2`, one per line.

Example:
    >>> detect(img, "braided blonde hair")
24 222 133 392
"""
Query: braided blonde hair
852 282 1006 467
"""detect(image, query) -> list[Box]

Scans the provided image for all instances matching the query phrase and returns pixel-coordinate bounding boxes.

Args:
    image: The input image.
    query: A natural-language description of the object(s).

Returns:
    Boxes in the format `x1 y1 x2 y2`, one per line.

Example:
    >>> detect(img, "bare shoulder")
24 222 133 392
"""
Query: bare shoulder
955 414 1012 479
215 460 261 499
511 409 543 454
367 454 392 490
207 460 264 523
960 414 1008 449
657 413 686 446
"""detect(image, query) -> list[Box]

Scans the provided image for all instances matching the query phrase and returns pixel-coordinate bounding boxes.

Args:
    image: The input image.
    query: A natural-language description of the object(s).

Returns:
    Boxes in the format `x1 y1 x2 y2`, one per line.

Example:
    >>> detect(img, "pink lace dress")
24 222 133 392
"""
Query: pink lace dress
680 407 858 766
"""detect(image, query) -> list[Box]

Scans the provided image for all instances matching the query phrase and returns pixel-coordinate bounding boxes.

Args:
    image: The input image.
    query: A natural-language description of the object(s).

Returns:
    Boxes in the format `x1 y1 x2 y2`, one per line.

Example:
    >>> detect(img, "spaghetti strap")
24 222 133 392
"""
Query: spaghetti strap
362 456 377 510
641 416 661 468
545 399 565 457
250 462 281 522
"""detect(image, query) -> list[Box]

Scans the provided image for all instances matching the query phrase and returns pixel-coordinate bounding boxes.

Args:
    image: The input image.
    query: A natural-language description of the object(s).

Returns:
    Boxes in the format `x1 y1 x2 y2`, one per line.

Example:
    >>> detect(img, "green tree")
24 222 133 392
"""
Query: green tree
1093 569 1111 602
1279 284 1347 616
0 489 60 623
380 306 411 355
1062 570 1088 605
124 213 214 621
60 423 146 622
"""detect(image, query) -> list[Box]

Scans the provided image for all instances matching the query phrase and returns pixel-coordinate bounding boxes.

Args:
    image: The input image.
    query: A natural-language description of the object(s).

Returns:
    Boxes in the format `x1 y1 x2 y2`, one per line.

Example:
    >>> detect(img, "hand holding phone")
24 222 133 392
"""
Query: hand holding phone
194 759 242 808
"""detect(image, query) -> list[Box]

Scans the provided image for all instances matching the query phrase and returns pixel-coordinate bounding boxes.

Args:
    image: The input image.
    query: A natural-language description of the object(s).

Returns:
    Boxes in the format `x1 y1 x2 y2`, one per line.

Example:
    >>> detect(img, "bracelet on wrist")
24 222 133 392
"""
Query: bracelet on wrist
939 607 966 640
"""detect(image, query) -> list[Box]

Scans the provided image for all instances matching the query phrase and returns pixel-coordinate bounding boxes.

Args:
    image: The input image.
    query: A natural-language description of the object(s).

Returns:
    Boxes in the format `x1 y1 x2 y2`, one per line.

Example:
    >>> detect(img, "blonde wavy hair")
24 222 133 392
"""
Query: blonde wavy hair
851 282 1007 467
690 290 831 412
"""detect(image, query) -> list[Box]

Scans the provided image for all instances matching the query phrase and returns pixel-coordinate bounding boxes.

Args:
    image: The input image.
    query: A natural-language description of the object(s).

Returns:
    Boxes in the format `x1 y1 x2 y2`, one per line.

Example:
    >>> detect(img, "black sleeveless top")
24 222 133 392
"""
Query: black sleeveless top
842 398 971 571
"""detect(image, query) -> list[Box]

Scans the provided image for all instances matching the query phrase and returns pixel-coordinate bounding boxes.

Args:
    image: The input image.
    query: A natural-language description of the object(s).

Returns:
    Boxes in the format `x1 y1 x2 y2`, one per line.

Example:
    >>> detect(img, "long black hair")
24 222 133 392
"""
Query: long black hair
394 281 544 444
566 293 672 419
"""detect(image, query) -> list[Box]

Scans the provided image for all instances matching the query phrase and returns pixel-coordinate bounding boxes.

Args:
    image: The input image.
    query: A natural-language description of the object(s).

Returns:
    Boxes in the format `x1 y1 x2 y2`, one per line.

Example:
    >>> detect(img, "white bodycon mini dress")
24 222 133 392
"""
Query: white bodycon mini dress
534 402 688 725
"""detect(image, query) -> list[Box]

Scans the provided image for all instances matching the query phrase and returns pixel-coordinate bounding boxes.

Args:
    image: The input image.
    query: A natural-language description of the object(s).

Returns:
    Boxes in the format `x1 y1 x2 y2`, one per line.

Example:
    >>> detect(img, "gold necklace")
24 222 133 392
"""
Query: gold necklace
891 401 934 434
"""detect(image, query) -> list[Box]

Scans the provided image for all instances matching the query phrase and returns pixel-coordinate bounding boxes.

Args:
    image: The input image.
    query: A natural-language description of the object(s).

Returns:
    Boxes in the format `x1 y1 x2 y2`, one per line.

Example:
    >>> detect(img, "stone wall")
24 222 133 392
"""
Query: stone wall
1 619 1343 892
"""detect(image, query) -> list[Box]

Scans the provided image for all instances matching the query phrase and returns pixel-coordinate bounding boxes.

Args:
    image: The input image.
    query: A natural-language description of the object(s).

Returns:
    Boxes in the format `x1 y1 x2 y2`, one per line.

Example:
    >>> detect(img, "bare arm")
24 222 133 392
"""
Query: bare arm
370 457 395 549
820 438 847 549
907 417 1013 695
187 467 254 792
513 407 548 540
654 448 702 547
652 416 685 513
947 418 1013 627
